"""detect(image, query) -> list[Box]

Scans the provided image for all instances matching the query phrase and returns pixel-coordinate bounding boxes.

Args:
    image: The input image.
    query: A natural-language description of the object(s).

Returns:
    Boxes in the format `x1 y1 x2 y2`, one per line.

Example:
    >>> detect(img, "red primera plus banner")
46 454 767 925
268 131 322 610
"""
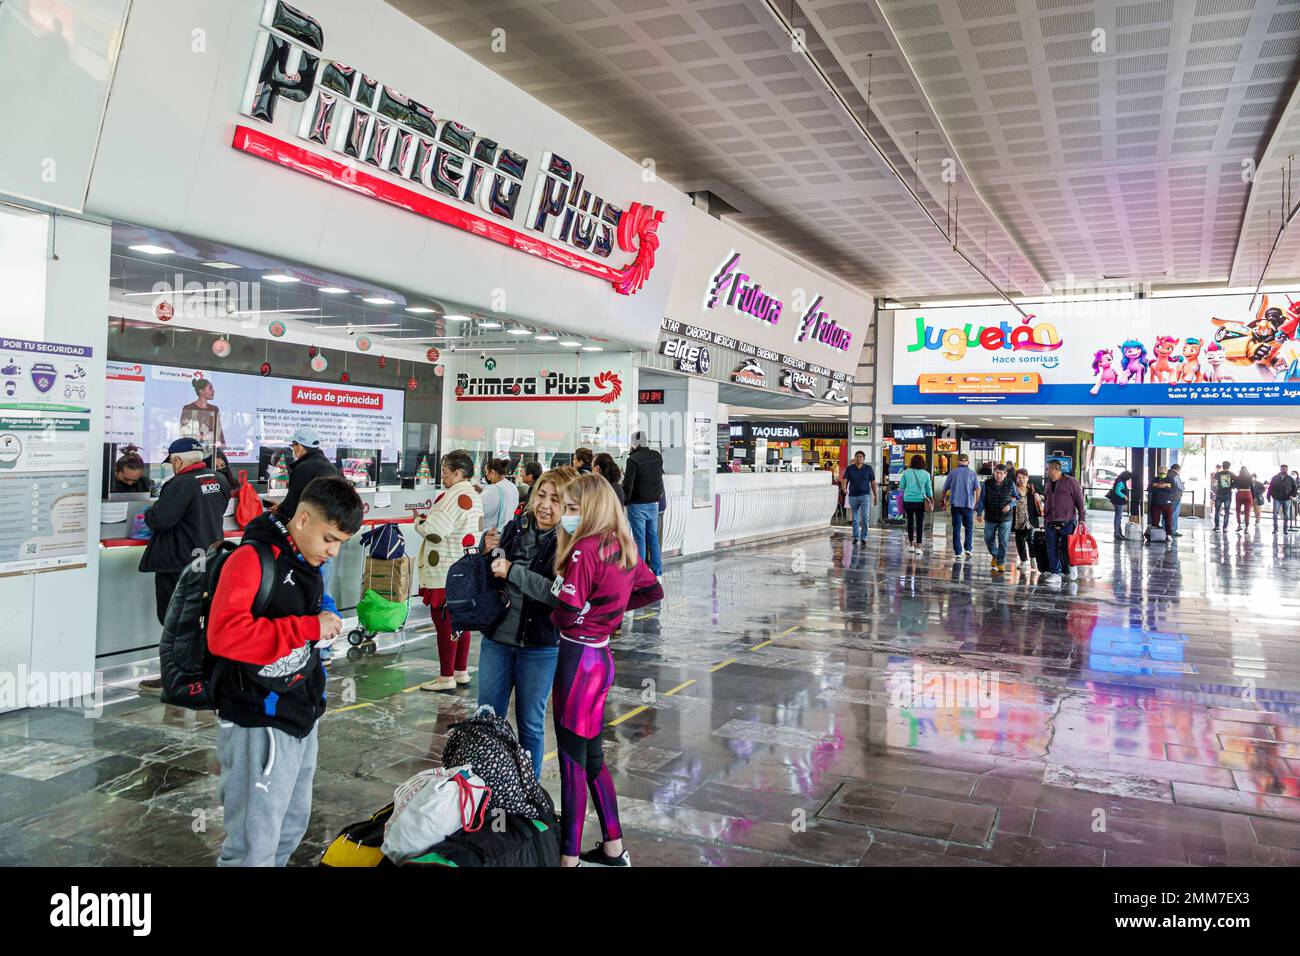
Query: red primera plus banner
891 293 1300 406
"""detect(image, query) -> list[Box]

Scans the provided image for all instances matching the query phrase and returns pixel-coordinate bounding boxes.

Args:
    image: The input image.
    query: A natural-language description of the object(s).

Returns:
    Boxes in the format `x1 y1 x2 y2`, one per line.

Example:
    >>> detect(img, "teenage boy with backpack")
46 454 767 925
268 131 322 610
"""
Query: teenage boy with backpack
207 476 363 866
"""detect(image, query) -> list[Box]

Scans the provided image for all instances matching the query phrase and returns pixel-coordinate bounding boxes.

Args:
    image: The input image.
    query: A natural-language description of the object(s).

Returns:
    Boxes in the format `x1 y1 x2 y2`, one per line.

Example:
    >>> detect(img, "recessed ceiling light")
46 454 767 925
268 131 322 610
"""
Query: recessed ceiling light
263 273 300 283
534 334 558 342
1001 416 1030 420
506 328 532 336
443 314 472 322
559 340 582 348
581 345 603 352
202 260 240 269
318 286 349 295
231 307 320 316
405 306 437 314
129 244 176 255
478 321 503 329
362 296 396 305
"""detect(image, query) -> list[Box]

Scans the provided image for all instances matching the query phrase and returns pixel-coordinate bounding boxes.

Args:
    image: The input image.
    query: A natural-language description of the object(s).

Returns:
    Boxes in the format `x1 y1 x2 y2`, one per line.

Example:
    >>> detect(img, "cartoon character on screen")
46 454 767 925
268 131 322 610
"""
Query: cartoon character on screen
1117 339 1148 384
1149 335 1181 383
1177 337 1204 384
1202 341 1233 382
1089 349 1118 395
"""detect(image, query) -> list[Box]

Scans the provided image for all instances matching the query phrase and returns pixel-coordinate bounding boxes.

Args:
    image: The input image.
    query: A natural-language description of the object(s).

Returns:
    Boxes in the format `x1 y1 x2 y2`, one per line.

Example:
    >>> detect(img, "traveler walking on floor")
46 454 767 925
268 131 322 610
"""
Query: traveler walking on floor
1168 463 1185 537
592 452 626 506
622 431 664 576
899 454 933 554
1212 461 1234 531
137 437 228 692
478 467 577 779
208 477 362 866
1252 473 1265 526
1041 459 1086 586
415 450 484 692
977 463 1016 572
1010 468 1042 575
1107 470 1133 541
841 450 877 544
1268 465 1296 534
942 453 980 559
1234 466 1255 532
1148 467 1176 542
551 474 663 866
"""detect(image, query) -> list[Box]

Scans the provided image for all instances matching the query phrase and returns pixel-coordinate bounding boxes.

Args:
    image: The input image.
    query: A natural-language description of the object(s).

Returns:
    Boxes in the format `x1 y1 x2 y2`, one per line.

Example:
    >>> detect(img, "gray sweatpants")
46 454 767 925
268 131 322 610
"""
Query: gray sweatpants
216 721 319 867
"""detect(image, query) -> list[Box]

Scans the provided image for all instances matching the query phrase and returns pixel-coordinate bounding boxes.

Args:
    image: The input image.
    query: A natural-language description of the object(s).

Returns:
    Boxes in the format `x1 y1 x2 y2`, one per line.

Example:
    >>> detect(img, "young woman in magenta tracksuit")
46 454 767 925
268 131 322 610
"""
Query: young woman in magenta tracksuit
550 475 663 867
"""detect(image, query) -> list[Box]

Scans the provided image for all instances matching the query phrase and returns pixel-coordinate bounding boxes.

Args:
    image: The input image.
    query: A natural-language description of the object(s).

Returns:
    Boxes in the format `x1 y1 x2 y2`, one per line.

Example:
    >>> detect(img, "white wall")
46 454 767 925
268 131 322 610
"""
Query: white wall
86 0 689 349
0 209 111 711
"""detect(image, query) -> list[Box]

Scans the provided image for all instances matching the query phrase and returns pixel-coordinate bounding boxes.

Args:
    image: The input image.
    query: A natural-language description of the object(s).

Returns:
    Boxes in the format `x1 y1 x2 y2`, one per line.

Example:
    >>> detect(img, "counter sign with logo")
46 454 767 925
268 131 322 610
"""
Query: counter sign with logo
659 338 711 375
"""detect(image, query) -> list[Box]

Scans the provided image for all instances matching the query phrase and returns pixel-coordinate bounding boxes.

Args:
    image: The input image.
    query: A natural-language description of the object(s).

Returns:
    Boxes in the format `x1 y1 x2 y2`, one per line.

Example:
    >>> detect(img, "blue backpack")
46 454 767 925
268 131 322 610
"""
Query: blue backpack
360 522 406 559
444 551 508 632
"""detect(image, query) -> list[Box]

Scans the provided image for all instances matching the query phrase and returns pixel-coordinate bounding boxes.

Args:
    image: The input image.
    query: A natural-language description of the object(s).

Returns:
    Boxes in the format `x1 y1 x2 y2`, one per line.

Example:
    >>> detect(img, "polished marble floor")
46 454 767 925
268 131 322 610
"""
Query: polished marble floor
2 510 1299 866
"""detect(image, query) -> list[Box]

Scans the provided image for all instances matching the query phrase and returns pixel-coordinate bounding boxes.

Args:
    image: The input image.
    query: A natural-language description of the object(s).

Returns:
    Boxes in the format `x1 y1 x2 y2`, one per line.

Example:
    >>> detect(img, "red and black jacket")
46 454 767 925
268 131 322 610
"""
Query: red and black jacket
138 463 227 572
207 513 327 738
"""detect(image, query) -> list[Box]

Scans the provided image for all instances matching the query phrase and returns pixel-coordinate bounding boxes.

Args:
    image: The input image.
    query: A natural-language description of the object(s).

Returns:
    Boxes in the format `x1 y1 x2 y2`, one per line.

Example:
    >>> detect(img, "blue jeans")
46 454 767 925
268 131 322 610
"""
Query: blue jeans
847 494 870 539
627 502 662 575
476 638 560 780
1171 499 1182 534
1214 496 1231 528
1113 502 1125 537
951 506 974 554
1045 521 1076 575
983 518 1011 563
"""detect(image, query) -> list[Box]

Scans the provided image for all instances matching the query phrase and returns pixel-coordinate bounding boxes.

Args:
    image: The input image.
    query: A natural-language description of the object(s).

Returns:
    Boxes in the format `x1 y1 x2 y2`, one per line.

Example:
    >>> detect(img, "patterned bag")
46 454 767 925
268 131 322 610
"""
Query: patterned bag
442 705 555 821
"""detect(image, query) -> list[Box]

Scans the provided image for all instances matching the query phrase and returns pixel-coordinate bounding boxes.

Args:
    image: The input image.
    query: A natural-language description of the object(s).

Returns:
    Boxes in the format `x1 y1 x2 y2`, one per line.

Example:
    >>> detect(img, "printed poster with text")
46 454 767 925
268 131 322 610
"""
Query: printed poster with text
892 293 1300 405
0 338 93 574
106 362 405 463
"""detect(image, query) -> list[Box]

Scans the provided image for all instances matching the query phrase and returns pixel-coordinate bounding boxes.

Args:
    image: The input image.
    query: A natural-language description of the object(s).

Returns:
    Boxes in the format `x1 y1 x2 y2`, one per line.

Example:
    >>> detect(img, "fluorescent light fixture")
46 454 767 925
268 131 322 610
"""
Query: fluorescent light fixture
478 320 503 329
534 334 558 342
1001 416 1031 420
318 286 349 295
474 347 515 352
262 273 300 283
128 244 175 255
122 289 221 298
314 322 400 330
506 328 533 336
201 261 240 270
362 296 396 305
581 345 603 352
404 306 437 314
442 314 472 322
558 340 582 347
231 307 320 316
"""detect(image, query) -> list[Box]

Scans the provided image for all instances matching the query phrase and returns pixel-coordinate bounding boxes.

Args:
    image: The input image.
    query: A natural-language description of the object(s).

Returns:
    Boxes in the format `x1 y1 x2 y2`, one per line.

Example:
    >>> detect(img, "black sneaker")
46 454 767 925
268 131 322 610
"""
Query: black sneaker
578 843 631 867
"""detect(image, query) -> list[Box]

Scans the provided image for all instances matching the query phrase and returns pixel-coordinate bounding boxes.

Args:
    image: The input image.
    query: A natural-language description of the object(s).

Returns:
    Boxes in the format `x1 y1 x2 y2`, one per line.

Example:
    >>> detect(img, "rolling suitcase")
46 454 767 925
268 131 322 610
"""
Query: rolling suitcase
1031 529 1051 572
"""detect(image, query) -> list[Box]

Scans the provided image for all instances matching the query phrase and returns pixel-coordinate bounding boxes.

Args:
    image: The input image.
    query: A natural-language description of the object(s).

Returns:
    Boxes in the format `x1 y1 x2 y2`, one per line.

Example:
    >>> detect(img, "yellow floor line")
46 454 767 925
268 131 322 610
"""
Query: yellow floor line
779 625 799 636
331 702 374 713
663 679 696 696
749 640 772 651
608 703 649 727
709 658 737 672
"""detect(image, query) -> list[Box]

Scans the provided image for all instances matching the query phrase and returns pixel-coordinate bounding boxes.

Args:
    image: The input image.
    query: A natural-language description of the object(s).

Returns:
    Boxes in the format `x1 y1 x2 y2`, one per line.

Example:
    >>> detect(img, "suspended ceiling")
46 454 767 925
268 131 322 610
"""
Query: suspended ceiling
390 0 1300 300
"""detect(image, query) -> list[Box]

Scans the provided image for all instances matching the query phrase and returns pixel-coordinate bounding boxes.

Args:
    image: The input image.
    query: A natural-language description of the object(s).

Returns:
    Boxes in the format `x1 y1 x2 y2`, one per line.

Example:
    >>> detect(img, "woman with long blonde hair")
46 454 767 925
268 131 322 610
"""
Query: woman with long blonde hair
476 466 578 779
550 474 663 866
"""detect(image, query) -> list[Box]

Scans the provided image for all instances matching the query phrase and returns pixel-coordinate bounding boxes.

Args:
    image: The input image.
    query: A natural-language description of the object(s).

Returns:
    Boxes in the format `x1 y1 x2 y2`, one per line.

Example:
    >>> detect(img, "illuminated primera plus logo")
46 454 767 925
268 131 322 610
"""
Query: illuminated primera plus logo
236 1 664 295
454 370 622 403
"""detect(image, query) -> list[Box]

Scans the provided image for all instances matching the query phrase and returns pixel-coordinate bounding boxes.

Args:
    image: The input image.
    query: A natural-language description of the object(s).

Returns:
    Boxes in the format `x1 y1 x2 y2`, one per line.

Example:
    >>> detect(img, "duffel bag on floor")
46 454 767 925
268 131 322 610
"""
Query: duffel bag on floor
320 804 395 867
442 705 555 820
382 765 491 864
402 813 560 868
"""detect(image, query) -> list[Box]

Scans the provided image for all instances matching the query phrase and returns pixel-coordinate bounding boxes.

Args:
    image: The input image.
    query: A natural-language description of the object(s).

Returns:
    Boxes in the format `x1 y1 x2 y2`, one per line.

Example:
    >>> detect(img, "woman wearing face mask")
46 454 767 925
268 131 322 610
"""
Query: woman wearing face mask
551 475 663 867
415 450 484 692
477 466 578 779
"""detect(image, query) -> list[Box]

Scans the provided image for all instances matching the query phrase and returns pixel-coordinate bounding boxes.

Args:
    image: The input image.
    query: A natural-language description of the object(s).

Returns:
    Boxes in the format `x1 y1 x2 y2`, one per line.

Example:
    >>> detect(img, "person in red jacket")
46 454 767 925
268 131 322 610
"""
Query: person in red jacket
550 475 663 867
207 476 362 866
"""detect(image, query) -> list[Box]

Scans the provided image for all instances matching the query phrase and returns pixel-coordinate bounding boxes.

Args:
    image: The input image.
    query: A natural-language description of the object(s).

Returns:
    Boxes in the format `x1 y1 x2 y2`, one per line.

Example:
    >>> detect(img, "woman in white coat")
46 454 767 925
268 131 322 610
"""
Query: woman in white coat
415 449 483 692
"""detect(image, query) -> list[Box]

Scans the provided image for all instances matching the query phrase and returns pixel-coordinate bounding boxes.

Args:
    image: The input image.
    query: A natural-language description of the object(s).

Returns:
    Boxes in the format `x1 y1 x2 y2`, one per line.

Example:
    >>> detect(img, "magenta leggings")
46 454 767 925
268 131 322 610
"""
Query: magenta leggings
553 640 621 856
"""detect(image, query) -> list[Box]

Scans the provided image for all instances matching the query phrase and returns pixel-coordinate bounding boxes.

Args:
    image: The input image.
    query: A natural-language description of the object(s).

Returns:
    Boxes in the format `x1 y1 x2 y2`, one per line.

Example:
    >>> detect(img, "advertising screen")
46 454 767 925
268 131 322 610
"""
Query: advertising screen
105 362 405 463
1145 417 1185 449
891 292 1300 405
1092 417 1146 447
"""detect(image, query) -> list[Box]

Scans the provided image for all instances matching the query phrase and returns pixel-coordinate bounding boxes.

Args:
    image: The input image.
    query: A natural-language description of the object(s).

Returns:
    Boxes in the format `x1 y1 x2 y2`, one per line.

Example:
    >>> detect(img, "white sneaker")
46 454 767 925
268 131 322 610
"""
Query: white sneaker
1041 573 1061 585
1067 568 1078 581
965 551 974 560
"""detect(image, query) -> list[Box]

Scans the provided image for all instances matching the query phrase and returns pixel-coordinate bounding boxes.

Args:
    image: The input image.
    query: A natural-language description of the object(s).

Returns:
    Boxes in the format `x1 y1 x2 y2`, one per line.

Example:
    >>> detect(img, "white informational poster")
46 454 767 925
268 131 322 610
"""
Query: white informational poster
105 361 405 463
0 337 93 574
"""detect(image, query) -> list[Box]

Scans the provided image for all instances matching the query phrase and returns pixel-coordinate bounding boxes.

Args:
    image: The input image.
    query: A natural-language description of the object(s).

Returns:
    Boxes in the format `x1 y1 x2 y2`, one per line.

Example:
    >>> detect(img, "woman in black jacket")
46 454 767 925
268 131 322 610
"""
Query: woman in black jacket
479 467 577 779
593 452 625 506
1009 468 1043 574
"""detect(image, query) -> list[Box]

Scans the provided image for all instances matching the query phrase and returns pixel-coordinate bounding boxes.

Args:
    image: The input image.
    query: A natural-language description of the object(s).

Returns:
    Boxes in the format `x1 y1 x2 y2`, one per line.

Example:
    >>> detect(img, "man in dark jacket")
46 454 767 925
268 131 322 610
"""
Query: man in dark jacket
1148 468 1176 542
267 426 341 599
208 476 362 866
139 437 228 625
1268 465 1297 533
1041 459 1086 584
622 431 665 576
976 462 1016 572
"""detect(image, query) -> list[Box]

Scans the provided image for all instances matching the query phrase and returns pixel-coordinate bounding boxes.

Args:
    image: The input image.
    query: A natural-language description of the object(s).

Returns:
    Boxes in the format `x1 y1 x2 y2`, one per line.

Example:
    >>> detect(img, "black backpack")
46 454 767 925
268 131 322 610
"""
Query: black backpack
158 539 274 709
443 551 508 632
403 813 560 868
442 706 555 820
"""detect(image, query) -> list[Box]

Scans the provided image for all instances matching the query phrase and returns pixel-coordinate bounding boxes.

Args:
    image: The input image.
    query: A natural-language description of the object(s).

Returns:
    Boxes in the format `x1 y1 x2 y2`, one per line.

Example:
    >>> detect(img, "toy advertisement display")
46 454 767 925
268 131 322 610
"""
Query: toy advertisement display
891 293 1300 405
